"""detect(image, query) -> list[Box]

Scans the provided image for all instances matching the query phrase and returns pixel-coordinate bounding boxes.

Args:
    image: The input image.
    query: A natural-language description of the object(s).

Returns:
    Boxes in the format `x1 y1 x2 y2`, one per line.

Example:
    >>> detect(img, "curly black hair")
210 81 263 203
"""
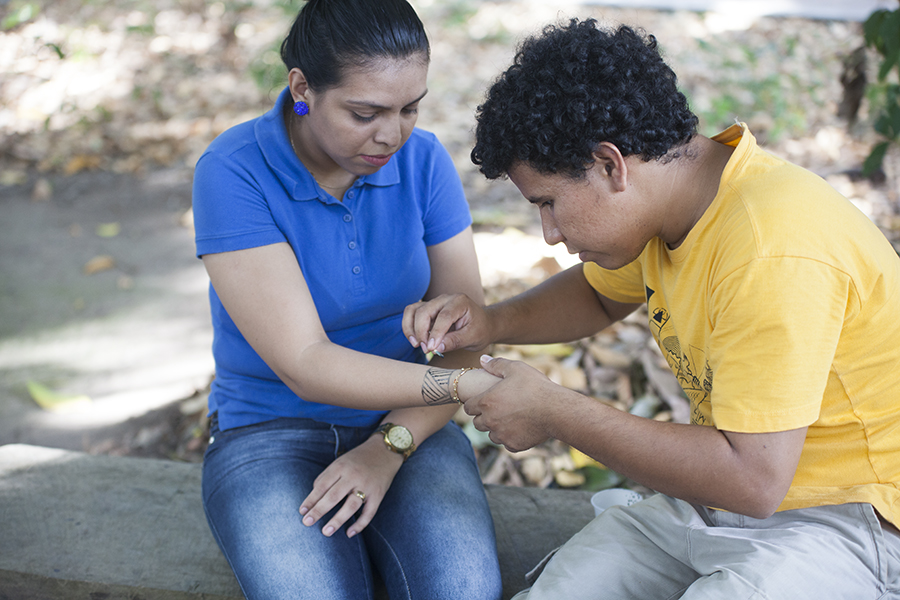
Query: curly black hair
471 19 699 179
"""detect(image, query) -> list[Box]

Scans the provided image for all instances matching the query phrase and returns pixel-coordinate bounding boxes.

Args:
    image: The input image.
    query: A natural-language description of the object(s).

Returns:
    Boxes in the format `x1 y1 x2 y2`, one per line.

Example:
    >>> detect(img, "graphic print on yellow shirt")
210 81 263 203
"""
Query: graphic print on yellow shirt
646 287 712 426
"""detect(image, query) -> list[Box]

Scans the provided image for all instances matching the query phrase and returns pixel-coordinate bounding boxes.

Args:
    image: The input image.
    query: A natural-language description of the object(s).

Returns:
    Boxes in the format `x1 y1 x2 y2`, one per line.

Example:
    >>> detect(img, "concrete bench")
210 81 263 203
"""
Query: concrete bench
0 444 595 600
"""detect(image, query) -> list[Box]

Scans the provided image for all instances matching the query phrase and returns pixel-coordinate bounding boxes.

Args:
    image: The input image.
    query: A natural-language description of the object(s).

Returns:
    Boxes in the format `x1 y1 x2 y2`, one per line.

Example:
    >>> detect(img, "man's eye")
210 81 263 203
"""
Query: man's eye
353 113 375 122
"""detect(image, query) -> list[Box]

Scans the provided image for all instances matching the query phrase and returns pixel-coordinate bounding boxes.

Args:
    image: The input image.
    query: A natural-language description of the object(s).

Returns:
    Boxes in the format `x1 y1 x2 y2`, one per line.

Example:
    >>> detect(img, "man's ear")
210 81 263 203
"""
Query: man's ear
288 68 312 104
591 142 627 192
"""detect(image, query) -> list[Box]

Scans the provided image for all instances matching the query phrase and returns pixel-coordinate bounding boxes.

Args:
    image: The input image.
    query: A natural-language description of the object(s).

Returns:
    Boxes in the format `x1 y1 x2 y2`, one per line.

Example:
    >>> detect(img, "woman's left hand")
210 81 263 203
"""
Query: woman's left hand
299 434 404 538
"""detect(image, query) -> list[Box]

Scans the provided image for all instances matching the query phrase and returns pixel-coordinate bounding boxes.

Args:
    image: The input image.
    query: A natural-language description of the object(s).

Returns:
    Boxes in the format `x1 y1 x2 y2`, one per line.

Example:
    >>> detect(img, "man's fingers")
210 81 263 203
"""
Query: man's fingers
402 294 476 352
471 412 488 431
427 305 462 346
402 301 434 347
480 354 510 377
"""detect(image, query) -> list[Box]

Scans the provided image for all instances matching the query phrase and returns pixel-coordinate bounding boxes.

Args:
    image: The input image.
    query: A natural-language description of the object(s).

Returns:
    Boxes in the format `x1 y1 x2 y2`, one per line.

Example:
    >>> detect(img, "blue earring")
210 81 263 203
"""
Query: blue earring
293 100 309 116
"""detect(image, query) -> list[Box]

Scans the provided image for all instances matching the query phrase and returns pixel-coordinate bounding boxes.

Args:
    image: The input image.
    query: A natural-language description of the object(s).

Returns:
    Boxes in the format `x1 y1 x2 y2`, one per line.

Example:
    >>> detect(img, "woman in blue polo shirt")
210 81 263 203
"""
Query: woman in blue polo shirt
191 1 502 598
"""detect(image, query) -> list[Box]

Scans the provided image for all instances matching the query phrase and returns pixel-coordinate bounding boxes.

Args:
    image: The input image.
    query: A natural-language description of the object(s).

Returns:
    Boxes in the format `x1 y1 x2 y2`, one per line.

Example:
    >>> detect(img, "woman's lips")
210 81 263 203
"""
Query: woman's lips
361 154 391 167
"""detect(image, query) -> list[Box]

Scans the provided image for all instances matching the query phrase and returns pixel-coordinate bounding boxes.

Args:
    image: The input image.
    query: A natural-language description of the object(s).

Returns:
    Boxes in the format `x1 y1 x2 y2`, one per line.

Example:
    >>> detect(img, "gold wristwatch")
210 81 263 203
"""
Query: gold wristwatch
376 423 416 461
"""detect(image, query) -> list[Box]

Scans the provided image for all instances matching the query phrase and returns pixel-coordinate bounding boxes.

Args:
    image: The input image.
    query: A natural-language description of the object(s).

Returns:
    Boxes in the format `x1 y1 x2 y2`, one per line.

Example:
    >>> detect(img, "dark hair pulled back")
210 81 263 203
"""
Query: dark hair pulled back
281 0 430 91
471 19 699 179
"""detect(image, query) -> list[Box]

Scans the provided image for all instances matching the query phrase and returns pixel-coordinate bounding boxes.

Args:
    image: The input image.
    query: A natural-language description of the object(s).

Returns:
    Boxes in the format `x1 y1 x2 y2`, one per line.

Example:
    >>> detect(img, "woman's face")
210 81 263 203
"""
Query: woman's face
293 55 429 179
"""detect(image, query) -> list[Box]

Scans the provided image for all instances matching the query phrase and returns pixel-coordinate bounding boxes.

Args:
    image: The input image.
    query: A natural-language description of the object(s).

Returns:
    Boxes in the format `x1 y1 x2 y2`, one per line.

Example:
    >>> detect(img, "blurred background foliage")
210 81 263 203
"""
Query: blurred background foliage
862 3 900 174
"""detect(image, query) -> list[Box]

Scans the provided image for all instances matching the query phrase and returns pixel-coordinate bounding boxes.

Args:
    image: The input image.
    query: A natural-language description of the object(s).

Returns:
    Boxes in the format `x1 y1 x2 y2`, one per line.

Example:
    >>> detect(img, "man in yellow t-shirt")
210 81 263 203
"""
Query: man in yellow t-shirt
403 19 900 600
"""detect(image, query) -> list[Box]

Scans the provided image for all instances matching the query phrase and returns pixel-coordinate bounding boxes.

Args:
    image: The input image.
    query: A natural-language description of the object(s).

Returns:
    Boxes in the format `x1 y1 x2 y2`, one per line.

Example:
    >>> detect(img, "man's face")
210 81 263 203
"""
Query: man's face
508 160 657 270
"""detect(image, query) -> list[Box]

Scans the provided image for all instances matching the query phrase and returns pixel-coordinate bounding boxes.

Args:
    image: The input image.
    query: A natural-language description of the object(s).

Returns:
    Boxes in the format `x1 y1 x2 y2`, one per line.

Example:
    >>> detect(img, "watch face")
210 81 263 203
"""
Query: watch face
387 426 413 450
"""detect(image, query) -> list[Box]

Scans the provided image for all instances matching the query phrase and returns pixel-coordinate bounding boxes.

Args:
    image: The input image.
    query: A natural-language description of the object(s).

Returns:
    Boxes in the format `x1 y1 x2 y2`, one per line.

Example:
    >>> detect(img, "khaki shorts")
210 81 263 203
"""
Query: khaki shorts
514 493 900 600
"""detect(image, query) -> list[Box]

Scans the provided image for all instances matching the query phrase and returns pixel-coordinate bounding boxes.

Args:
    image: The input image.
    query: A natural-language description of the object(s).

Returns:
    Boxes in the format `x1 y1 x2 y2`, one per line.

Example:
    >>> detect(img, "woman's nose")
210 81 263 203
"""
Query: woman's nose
374 115 402 148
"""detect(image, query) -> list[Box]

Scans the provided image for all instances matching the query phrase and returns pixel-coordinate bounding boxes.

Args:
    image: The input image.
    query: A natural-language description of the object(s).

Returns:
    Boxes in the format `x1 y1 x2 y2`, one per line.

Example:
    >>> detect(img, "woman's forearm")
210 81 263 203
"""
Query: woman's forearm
275 340 459 409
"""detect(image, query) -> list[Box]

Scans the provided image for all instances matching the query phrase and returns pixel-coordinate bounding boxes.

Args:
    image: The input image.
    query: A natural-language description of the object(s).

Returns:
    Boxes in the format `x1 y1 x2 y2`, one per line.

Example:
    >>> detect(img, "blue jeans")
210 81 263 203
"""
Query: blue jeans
202 415 502 600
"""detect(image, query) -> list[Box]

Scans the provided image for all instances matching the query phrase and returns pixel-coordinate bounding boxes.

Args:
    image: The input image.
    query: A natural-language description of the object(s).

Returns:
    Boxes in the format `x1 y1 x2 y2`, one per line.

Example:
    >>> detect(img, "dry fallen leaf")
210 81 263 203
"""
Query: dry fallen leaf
554 469 586 488
83 254 116 275
570 446 604 470
64 154 103 175
0 169 26 186
31 177 52 201
588 344 633 369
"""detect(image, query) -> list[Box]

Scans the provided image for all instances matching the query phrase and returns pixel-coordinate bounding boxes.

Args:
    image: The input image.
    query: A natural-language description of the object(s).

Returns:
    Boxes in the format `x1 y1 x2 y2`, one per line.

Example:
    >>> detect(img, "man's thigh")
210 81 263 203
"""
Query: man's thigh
515 496 896 600
883 519 900 598
513 493 701 600
682 502 889 600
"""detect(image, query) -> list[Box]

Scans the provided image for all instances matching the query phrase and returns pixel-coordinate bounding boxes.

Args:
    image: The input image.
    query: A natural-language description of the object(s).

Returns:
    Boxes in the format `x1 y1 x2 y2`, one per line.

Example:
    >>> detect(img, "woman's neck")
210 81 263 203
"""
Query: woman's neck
283 104 357 200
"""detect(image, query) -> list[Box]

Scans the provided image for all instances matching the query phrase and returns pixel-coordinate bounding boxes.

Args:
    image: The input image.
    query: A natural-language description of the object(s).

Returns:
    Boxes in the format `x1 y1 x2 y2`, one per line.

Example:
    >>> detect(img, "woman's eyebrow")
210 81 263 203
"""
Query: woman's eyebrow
346 89 428 110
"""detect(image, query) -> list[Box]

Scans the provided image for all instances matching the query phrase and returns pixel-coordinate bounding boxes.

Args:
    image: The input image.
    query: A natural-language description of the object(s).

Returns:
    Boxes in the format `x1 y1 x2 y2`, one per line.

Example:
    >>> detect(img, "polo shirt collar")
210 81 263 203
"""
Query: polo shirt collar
255 87 400 203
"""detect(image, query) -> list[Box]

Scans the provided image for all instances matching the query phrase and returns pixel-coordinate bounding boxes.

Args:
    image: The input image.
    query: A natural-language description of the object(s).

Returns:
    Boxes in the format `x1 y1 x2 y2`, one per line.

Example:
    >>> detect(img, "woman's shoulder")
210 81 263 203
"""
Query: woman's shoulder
391 128 456 180
399 127 444 157
204 118 261 159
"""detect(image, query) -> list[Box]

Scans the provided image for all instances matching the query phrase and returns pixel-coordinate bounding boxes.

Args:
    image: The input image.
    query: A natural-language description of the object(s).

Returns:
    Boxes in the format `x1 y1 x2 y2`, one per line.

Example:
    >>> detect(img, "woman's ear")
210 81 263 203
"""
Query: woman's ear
591 142 628 192
288 68 312 104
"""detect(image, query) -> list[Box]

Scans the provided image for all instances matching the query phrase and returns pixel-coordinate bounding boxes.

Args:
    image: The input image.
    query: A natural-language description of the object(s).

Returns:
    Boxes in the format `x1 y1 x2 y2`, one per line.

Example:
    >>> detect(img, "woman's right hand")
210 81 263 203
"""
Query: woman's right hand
299 435 404 538
402 293 492 355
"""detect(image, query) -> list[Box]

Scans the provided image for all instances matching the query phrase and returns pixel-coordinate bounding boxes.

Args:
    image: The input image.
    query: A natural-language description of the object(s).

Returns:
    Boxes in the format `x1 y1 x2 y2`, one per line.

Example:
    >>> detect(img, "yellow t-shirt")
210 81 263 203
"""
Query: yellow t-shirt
584 124 900 524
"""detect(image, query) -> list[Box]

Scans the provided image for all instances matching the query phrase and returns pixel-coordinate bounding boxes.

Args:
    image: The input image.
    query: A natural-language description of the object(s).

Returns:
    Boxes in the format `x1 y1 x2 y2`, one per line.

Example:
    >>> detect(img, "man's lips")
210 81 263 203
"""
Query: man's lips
361 154 392 167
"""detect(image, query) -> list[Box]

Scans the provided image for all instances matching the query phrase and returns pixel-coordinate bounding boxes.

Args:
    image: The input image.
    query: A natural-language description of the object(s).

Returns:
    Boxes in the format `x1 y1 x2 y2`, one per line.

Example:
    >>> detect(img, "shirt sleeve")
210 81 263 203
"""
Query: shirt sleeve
708 256 848 432
192 151 287 257
582 260 647 303
419 136 472 247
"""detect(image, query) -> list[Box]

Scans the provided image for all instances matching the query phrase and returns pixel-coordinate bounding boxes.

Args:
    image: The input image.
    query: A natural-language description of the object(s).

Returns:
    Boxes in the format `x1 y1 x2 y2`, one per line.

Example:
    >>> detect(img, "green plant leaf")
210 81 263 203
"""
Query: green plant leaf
882 10 900 56
886 103 900 139
26 381 91 412
95 222 121 237
578 465 625 491
864 10 888 48
1 2 38 30
878 47 900 81
863 142 890 176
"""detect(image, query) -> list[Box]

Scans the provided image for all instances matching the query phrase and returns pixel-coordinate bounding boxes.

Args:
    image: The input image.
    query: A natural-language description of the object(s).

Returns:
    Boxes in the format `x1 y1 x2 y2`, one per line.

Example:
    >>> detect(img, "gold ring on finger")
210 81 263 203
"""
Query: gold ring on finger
355 490 367 503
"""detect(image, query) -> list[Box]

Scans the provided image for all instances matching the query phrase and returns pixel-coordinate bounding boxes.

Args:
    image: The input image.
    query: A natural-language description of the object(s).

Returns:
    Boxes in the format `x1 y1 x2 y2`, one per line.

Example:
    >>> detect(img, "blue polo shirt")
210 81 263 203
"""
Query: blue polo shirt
192 87 472 430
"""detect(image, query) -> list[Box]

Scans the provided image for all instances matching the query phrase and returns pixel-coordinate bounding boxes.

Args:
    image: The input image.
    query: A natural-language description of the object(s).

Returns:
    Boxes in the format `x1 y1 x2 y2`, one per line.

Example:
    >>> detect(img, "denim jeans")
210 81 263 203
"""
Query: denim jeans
202 415 502 600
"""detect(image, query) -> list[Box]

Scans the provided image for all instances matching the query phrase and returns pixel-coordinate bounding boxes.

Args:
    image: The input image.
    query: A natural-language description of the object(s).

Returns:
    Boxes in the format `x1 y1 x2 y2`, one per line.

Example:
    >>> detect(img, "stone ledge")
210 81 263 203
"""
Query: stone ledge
0 444 594 600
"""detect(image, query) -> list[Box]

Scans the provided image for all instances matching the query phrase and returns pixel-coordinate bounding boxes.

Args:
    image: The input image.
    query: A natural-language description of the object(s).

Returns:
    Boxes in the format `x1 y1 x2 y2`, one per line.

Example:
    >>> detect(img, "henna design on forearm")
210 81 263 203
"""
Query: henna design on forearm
422 367 454 405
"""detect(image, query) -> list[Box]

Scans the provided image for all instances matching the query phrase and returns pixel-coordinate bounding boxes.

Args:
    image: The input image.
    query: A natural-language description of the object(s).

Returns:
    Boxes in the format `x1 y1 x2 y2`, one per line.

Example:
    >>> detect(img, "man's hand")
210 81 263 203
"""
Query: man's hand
403 293 492 355
462 355 554 452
